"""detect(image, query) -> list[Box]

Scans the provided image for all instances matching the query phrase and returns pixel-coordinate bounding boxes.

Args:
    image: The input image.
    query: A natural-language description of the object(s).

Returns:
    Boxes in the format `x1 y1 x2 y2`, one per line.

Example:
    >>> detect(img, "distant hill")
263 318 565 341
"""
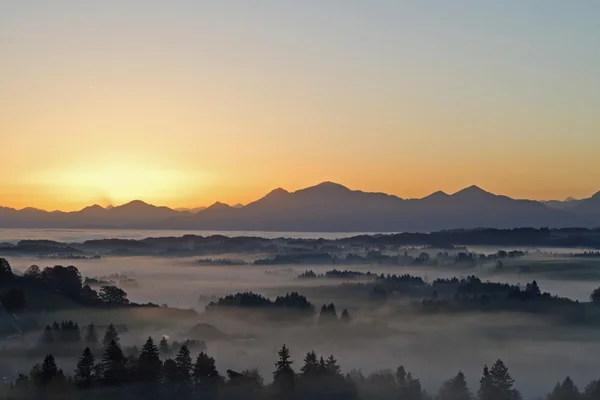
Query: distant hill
0 182 597 231
545 192 600 221
0 200 186 228
568 192 600 222
175 206 207 213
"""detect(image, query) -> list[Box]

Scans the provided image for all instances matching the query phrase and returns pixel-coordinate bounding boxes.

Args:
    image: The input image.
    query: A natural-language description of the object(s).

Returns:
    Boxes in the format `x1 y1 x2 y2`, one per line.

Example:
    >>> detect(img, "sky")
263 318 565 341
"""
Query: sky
1 1 600 211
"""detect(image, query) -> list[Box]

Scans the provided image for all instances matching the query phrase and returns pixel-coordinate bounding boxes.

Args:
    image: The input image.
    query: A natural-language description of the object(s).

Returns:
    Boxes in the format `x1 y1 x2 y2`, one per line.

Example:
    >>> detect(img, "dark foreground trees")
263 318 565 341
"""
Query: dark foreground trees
6 327 600 400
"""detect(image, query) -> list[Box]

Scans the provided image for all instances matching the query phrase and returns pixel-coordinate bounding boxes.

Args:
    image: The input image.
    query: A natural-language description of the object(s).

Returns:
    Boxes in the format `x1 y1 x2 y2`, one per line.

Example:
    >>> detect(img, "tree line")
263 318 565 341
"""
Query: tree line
0 258 158 312
3 324 599 400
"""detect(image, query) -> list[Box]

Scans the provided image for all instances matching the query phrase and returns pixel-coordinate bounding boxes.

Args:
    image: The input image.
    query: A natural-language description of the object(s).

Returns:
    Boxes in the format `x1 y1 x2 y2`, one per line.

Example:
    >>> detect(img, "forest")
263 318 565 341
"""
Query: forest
2 323 595 400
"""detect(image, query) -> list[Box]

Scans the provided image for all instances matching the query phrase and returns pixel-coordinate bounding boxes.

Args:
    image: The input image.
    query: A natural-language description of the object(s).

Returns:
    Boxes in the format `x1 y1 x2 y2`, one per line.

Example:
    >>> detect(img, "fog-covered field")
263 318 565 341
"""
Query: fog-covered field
5 247 600 397
9 253 600 306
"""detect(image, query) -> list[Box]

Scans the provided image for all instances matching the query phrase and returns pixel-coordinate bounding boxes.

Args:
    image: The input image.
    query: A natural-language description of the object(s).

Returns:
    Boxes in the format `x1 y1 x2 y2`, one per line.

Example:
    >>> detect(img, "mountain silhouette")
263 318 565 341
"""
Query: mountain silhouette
0 182 597 231
545 191 600 219
567 191 600 222
162 183 594 231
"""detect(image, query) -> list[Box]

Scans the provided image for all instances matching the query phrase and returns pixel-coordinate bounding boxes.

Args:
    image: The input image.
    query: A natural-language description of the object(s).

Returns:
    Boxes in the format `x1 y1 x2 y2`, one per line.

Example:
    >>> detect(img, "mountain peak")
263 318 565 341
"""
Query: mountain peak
207 201 232 210
314 181 349 190
80 204 105 212
301 181 351 193
453 185 493 197
264 188 290 198
117 200 154 209
423 190 449 200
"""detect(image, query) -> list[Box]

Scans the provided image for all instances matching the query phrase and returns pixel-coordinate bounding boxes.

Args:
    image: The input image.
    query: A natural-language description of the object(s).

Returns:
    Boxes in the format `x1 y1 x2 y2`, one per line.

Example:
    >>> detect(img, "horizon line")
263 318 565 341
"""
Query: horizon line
1 181 597 214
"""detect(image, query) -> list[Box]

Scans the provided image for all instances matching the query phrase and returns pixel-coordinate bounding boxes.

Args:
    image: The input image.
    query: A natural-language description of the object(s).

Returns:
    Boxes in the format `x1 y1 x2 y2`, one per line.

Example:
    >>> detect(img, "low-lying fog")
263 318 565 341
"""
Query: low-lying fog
9 254 600 307
6 252 600 398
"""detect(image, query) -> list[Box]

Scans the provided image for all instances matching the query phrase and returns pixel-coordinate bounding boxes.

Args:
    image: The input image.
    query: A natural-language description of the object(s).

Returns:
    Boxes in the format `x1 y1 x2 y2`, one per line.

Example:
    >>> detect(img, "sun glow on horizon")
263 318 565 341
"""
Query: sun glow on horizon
21 164 214 210
1 2 600 211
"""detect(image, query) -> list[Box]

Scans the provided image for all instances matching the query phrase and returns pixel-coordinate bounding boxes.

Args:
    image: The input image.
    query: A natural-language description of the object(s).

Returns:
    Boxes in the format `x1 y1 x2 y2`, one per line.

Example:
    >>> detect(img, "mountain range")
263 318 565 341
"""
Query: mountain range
1 182 599 232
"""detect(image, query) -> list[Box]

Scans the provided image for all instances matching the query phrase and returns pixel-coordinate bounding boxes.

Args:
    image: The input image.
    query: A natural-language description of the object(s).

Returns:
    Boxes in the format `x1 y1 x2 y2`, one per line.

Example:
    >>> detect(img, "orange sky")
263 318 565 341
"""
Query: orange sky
1 2 599 211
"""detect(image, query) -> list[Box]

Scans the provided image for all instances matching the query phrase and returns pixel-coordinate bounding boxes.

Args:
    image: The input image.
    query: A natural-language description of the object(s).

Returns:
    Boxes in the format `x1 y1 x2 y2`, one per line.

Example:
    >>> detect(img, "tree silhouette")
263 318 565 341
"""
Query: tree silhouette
0 258 13 282
584 380 600 400
40 325 54 346
490 359 521 400
478 366 494 400
23 264 41 279
194 351 221 400
74 347 95 388
175 344 193 390
224 368 264 400
138 337 162 383
479 361 521 400
340 308 352 323
162 358 179 396
30 354 65 389
397 366 423 400
159 336 171 356
548 376 580 400
326 355 342 376
99 285 129 305
273 344 295 396
525 281 541 297
319 303 338 323
102 324 120 347
300 351 319 377
41 265 82 299
590 287 600 305
438 371 472 400
84 323 98 346
100 339 126 386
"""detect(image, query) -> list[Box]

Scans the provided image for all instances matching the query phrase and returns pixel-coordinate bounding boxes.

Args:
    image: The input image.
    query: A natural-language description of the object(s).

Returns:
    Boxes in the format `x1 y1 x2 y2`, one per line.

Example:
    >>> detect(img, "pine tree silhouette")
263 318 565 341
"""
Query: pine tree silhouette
175 345 193 388
273 344 295 396
490 360 521 400
75 347 95 388
194 351 221 400
102 324 119 348
100 339 126 386
438 371 472 400
84 323 98 347
300 351 319 377
138 337 162 383
159 336 171 356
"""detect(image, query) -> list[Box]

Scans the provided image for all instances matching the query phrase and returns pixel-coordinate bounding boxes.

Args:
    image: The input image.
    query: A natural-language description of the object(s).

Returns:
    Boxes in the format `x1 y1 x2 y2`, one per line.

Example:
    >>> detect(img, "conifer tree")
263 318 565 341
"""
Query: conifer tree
478 366 495 400
162 358 179 396
75 347 95 388
138 337 162 383
300 351 319 377
40 354 63 387
41 325 54 345
584 380 600 400
175 345 193 387
159 336 171 356
326 355 342 376
273 344 295 396
548 376 580 400
490 360 521 400
100 339 126 386
438 371 472 400
340 308 352 323
194 351 221 400
102 324 120 347
84 323 98 347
